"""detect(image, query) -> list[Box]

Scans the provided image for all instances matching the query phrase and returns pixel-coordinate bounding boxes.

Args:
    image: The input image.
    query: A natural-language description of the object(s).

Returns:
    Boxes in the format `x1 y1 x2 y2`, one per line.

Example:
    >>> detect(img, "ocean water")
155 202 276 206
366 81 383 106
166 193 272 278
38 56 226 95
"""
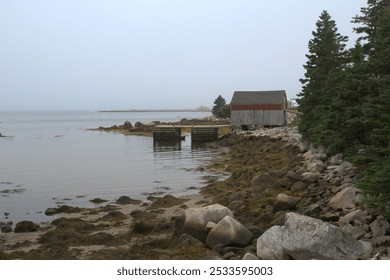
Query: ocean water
0 111 216 223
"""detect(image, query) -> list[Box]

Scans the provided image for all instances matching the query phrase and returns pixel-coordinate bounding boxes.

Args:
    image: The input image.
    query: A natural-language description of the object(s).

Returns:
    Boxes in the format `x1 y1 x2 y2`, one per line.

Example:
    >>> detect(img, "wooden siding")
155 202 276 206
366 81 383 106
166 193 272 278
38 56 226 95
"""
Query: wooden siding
231 104 283 111
231 110 286 127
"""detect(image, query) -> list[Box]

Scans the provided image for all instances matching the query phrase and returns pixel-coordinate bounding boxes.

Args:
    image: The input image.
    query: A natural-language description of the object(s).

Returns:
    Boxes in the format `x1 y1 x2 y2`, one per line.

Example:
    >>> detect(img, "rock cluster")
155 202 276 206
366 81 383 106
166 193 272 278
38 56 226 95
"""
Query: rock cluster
236 127 390 260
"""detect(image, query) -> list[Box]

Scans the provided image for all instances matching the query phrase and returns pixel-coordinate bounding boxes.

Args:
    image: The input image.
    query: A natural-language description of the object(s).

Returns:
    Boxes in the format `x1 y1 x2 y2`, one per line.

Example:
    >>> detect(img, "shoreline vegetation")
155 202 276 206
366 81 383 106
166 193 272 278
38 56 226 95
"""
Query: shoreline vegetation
1 119 389 260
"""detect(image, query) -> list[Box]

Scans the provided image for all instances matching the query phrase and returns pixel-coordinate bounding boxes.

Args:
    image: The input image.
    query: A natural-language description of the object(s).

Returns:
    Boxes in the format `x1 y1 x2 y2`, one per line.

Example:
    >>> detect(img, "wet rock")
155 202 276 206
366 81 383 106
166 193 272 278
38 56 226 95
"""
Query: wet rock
1 225 12 233
148 195 188 209
90 198 108 204
205 216 253 249
130 209 157 220
273 194 298 212
281 212 364 260
132 220 155 234
251 172 281 188
56 205 81 214
45 205 81 216
116 196 140 205
45 208 57 216
51 217 96 233
123 120 133 129
100 211 127 221
256 225 287 260
14 221 40 233
82 232 115 245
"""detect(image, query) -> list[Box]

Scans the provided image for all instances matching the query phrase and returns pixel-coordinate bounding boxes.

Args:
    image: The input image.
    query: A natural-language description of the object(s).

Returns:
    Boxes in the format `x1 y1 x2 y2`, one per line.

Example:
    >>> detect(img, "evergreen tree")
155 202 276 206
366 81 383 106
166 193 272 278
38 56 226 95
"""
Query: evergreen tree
212 95 230 119
298 10 349 149
351 0 390 213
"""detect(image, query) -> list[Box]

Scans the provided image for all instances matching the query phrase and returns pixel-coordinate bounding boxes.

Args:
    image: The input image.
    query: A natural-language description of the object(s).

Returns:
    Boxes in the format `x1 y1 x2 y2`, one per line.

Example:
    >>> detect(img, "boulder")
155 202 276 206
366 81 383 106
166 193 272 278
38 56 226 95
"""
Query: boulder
14 221 40 233
301 203 321 216
176 233 205 249
286 171 303 181
132 220 155 234
301 172 320 183
242 252 259 260
369 220 384 238
359 241 373 259
175 204 233 242
338 209 368 225
123 120 133 129
307 160 325 173
1 226 12 233
281 212 364 260
329 186 359 210
290 181 307 192
273 194 298 212
256 225 287 260
205 216 253 249
116 196 139 205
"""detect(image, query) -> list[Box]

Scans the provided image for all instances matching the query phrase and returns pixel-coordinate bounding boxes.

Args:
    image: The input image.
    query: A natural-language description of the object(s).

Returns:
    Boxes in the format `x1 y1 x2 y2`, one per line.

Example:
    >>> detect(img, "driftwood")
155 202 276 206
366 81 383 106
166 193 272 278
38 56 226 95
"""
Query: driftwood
371 252 381 260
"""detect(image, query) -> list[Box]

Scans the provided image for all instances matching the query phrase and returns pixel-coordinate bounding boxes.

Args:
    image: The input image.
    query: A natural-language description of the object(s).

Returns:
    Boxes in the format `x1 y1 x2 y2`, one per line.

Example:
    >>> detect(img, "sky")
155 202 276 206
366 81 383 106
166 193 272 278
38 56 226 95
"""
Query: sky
0 0 368 111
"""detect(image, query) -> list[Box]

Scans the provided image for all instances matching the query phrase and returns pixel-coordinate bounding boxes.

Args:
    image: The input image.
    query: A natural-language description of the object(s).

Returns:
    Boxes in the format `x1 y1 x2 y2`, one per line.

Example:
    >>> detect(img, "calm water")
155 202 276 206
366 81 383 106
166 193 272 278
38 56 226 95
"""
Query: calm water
0 111 217 223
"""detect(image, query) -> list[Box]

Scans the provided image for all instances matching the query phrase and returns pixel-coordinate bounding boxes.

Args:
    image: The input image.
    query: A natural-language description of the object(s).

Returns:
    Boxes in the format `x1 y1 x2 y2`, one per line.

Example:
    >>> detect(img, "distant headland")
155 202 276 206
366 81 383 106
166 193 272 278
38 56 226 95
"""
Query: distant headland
98 107 211 113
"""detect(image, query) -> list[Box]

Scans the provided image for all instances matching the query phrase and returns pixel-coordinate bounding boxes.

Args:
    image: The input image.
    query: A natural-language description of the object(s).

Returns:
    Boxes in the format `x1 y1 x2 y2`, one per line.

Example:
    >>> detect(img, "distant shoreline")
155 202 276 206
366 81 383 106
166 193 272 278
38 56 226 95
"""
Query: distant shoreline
98 109 211 113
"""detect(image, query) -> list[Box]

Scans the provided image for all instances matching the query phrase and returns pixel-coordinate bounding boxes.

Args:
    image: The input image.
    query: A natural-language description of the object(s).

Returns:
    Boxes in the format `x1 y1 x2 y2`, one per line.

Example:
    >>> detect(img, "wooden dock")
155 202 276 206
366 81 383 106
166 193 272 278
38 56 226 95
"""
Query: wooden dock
153 125 231 142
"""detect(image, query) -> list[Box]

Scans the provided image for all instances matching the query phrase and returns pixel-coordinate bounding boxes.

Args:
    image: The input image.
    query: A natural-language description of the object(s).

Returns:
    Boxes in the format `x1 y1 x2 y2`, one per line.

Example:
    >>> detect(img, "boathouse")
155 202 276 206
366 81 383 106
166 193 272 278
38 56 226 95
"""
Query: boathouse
230 90 288 130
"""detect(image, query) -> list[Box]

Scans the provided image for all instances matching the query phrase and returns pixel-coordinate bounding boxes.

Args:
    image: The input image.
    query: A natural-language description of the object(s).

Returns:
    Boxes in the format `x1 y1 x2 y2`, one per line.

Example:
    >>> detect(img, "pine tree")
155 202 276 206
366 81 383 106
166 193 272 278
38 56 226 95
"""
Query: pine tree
298 10 349 149
212 95 230 119
352 0 390 215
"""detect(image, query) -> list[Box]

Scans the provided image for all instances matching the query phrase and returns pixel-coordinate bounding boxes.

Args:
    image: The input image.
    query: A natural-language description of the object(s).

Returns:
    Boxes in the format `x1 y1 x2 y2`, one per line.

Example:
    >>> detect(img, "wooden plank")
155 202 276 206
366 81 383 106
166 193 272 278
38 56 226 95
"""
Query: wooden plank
191 127 218 142
153 127 182 141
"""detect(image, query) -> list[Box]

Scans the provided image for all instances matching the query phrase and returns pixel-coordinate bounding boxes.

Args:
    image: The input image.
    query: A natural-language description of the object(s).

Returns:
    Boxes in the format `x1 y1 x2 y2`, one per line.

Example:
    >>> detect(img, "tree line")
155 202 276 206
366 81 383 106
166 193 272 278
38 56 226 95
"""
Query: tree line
298 1 390 214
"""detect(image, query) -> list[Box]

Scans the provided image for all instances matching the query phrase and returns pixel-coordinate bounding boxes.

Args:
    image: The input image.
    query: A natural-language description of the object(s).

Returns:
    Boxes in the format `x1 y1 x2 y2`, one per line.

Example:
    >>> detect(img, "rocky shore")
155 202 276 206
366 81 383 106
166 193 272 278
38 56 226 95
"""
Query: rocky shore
88 117 231 137
1 127 389 260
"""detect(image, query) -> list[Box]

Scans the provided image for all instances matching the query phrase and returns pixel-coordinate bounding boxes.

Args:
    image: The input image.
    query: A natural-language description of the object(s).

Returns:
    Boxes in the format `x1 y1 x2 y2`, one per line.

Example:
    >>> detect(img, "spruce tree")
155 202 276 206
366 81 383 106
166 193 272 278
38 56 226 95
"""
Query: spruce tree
212 95 230 119
298 10 348 149
352 0 390 214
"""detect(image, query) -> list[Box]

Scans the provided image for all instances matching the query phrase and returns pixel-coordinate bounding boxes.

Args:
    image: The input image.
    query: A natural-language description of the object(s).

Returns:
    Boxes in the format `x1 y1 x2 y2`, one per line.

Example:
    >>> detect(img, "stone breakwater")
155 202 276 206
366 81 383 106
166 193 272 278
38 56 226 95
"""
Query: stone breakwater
1 127 389 260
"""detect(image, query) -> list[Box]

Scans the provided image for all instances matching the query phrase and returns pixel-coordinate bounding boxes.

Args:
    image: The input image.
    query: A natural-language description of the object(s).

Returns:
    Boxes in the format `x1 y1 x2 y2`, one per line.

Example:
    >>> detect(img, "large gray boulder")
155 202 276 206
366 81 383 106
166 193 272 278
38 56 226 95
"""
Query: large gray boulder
256 225 287 260
175 204 233 242
281 212 364 259
205 216 253 249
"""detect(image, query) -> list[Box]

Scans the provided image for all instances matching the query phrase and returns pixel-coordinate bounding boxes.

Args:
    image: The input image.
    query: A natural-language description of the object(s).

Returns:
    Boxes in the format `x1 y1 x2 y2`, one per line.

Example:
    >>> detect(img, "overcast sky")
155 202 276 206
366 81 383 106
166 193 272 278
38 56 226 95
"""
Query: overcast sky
0 0 368 110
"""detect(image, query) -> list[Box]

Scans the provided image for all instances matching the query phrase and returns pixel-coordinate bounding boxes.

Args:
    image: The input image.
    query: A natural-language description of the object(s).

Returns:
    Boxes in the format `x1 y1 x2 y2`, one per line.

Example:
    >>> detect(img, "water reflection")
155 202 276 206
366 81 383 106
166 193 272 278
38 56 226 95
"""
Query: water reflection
191 142 213 151
153 141 182 152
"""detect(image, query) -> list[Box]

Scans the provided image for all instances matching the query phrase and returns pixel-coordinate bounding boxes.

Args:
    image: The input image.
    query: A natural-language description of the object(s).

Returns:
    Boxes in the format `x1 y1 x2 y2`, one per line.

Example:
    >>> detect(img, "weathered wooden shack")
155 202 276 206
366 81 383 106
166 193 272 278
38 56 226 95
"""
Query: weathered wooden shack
230 90 287 130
